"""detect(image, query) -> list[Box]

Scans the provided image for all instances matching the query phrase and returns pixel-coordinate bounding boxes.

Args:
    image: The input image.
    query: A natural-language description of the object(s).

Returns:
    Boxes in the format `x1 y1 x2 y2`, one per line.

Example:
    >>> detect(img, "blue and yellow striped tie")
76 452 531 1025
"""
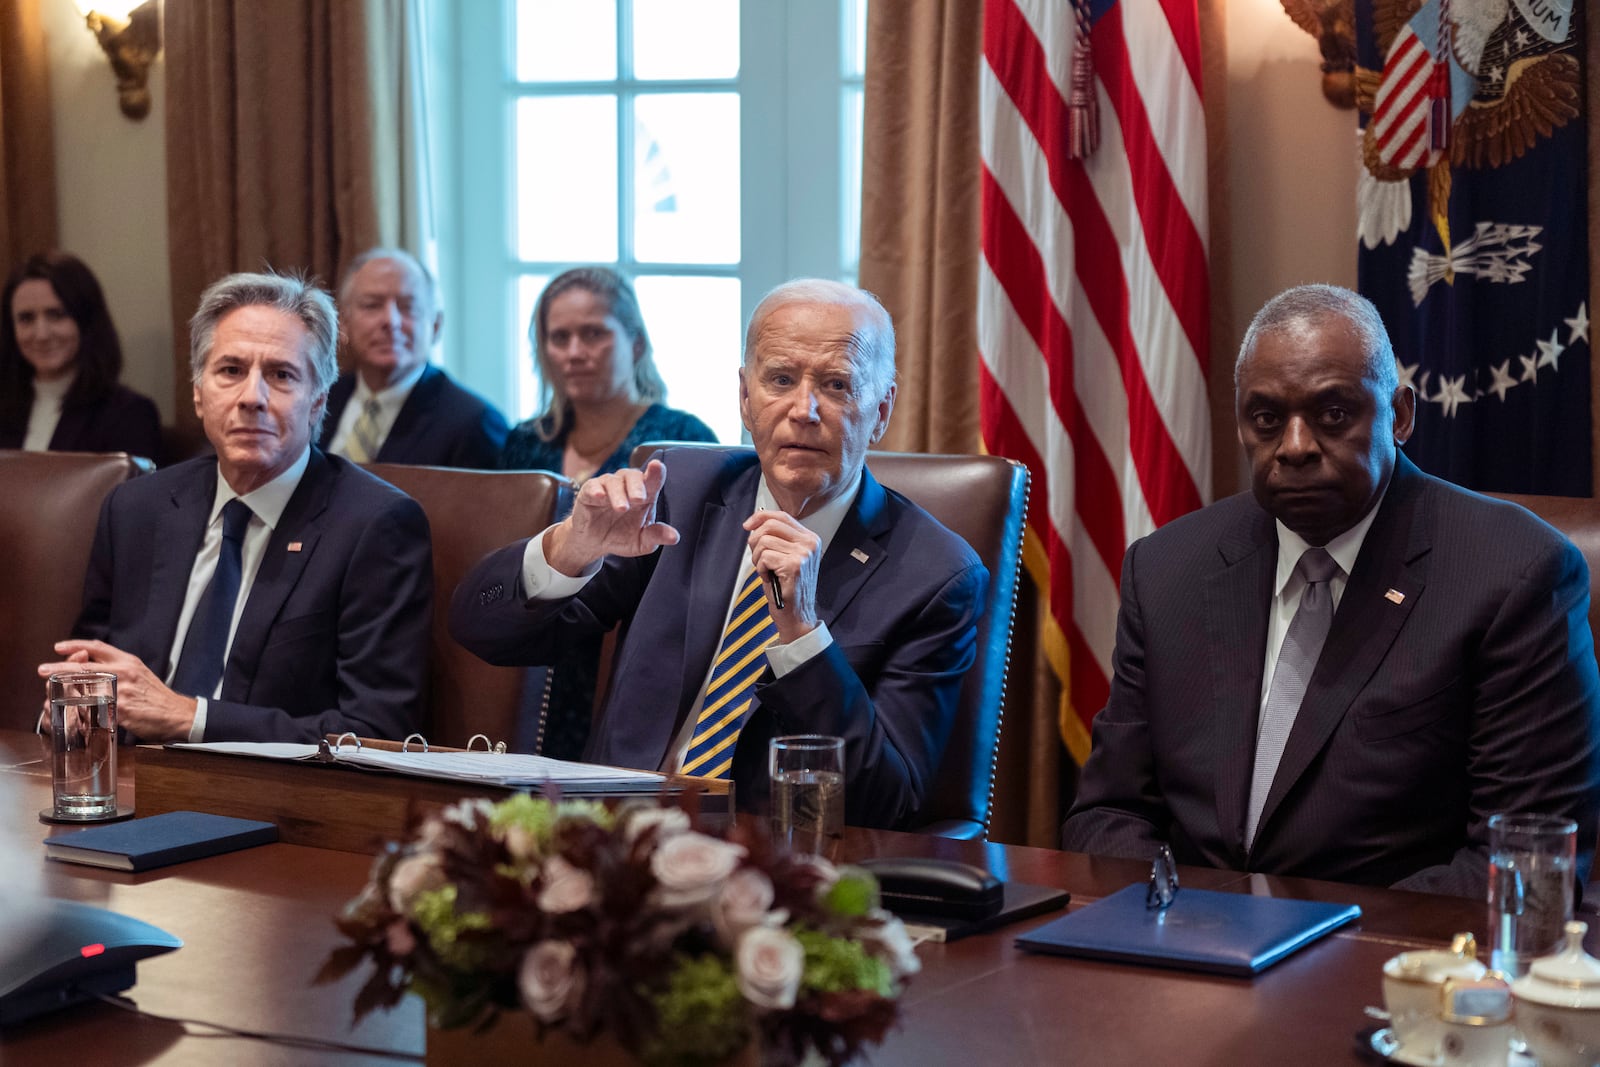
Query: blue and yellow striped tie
681 569 778 779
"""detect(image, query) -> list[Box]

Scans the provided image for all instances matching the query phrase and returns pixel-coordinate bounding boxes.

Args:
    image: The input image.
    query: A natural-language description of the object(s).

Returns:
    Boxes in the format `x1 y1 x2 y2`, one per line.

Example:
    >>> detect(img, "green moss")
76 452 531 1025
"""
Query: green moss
644 955 750 1067
795 928 892 998
413 885 495 971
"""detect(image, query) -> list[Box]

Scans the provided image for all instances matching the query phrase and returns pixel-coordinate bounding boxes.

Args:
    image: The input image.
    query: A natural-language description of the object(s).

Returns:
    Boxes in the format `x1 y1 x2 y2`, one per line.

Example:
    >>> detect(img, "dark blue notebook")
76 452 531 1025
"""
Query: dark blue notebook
1014 884 1360 976
43 811 278 872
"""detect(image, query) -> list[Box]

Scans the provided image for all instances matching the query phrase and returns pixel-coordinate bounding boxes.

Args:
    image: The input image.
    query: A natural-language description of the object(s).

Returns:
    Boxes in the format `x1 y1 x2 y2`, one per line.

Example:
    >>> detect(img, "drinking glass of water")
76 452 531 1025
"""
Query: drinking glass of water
47 671 119 821
769 734 844 857
1488 811 1577 976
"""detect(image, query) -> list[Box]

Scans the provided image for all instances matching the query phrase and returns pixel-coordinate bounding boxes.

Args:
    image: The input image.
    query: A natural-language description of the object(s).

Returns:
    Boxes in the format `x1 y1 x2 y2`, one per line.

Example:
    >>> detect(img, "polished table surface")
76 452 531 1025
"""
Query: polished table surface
0 730 1505 1065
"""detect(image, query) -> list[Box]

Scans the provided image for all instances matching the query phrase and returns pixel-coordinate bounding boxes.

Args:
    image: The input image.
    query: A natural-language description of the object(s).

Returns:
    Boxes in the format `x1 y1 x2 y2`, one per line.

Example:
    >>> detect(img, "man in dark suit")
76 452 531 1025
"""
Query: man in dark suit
319 249 508 469
38 272 433 744
1061 284 1600 898
450 280 987 828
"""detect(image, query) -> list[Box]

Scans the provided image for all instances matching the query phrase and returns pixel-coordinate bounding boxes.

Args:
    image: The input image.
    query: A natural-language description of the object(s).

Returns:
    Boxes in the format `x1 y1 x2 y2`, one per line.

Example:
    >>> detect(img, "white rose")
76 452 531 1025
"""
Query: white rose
713 868 786 947
622 806 691 846
442 797 494 832
502 824 539 865
861 910 922 977
650 832 747 907
735 926 803 1010
519 940 585 1022
387 852 445 914
538 855 595 914
796 853 839 889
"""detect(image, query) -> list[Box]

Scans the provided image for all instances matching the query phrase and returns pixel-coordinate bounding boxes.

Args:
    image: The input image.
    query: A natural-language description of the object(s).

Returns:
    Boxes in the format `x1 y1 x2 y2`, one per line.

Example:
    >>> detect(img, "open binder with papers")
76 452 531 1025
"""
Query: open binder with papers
167 737 671 795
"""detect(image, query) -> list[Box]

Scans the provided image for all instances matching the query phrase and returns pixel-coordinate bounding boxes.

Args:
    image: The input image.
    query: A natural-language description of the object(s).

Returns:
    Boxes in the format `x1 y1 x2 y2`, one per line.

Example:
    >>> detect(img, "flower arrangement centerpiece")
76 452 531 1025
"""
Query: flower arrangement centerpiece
321 796 920 1067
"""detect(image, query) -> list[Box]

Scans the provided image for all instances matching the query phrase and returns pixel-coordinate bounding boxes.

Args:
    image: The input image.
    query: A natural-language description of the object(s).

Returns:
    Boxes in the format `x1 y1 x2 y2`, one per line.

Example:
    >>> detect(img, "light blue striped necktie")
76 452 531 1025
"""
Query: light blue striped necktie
681 569 778 779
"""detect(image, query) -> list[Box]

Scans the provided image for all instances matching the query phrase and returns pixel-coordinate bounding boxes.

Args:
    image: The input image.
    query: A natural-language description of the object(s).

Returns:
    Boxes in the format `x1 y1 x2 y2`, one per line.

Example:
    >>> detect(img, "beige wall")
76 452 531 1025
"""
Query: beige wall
41 0 173 423
1214 0 1360 494
1224 0 1358 338
38 10 1357 444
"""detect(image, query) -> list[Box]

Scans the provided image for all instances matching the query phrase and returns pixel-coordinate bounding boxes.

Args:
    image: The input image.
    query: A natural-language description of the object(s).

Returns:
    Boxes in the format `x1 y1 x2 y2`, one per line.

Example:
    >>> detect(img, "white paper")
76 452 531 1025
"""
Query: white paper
167 741 666 792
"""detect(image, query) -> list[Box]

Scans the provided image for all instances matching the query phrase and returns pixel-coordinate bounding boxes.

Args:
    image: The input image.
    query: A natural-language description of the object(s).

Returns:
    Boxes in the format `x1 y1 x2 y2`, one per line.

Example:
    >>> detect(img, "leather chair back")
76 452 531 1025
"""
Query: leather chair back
0 450 151 731
629 443 1029 838
365 464 571 748
866 452 1029 838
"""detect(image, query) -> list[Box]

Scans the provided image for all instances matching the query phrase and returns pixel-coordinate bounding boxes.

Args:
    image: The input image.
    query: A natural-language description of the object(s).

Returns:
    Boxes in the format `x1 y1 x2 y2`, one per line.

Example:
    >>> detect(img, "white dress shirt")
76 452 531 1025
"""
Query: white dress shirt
22 375 70 451
520 469 864 769
167 447 311 740
325 361 428 459
1256 484 1389 715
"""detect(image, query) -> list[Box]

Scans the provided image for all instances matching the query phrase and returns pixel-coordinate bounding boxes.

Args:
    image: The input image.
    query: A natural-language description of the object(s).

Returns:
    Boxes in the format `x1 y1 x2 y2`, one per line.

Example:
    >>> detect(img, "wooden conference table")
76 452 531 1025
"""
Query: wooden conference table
0 730 1506 1066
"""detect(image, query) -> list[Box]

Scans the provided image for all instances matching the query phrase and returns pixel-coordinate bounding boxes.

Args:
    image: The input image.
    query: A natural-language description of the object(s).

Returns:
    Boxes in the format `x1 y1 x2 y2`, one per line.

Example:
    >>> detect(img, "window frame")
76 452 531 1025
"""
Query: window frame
432 0 863 429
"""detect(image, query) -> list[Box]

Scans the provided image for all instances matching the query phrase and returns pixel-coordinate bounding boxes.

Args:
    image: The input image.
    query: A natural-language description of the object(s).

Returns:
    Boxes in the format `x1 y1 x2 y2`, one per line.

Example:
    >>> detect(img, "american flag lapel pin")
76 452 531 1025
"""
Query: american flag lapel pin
1384 588 1404 604
288 542 303 553
850 548 869 564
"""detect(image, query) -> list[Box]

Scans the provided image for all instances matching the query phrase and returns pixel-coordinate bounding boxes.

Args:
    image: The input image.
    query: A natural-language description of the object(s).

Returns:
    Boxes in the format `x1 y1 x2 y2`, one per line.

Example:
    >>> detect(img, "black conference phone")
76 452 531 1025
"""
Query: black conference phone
859 856 1006 921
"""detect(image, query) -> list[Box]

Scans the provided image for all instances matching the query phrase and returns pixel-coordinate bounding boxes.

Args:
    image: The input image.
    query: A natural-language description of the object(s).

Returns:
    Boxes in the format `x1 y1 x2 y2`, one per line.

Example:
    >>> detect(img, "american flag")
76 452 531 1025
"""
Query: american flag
978 0 1212 760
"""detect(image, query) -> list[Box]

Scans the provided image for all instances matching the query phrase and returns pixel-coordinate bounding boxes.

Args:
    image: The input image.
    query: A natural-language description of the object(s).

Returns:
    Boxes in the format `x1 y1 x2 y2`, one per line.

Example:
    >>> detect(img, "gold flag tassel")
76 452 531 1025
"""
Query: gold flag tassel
1428 160 1452 274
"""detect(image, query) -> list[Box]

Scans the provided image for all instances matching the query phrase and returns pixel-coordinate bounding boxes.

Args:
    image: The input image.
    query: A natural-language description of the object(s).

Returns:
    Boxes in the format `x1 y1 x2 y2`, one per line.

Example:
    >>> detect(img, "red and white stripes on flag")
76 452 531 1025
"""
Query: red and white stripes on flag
1369 24 1446 170
978 0 1211 761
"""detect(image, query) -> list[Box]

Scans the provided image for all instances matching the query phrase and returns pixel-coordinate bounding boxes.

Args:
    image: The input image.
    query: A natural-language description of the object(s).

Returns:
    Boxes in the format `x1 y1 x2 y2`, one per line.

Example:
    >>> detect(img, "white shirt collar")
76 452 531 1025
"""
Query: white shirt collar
32 375 72 402
352 359 429 414
1272 480 1390 597
753 466 864 552
208 445 311 530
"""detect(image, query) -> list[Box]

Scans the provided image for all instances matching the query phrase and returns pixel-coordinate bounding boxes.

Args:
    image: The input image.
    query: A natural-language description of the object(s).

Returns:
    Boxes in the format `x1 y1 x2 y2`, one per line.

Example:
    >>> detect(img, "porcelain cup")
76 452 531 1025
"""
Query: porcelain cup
1382 934 1487 1061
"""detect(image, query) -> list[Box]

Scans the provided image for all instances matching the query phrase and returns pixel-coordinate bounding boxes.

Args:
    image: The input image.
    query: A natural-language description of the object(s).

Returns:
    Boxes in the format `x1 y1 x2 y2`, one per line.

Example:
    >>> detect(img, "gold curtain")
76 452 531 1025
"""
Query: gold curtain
163 0 384 430
857 0 984 457
0 0 57 267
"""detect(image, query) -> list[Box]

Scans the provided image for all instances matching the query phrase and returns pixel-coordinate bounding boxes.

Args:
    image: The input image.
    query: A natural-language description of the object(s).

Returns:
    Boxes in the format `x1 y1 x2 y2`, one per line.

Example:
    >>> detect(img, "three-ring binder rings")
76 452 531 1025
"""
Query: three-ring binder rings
167 734 670 794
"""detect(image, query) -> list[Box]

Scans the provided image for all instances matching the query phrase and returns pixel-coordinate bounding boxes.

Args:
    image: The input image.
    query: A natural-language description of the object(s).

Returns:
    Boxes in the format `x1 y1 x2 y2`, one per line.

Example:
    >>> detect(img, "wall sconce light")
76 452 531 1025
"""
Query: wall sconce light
75 0 162 120
1280 0 1357 109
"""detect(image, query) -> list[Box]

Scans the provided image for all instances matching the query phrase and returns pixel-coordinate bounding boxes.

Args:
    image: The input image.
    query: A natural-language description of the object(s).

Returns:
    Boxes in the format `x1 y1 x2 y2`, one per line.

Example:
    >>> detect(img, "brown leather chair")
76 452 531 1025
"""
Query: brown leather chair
0 450 151 731
365 464 571 749
628 443 1030 839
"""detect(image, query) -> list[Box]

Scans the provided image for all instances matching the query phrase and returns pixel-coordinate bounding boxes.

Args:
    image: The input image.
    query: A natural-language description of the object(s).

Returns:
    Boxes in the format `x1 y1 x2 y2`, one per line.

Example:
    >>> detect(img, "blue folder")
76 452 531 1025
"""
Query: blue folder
1014 884 1360 977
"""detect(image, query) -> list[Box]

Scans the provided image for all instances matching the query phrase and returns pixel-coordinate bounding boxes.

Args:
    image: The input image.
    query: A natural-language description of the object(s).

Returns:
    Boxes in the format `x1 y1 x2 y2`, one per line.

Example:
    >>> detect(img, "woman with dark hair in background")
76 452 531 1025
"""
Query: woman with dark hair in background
502 265 716 759
0 251 161 461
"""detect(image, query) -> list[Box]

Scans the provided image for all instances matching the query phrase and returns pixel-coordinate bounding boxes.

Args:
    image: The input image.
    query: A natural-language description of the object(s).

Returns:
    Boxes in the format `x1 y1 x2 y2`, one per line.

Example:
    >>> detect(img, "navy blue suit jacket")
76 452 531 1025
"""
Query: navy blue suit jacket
319 365 508 469
449 447 988 829
74 450 434 742
1062 454 1600 897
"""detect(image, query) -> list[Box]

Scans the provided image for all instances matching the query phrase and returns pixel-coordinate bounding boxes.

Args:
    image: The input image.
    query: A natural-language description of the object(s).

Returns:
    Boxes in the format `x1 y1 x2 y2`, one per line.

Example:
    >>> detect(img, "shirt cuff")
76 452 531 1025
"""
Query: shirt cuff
187 696 208 743
766 620 833 678
521 527 602 599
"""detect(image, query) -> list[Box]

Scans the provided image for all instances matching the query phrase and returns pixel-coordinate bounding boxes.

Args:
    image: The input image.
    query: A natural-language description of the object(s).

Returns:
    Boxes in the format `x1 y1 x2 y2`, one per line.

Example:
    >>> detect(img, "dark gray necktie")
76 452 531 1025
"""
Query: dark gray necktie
1245 547 1339 849
170 498 254 698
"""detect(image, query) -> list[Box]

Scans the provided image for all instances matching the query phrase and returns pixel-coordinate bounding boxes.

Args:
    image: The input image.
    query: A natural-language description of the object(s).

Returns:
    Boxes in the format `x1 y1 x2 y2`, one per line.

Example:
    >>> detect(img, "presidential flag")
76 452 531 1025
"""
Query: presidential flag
1356 0 1590 495
978 0 1212 760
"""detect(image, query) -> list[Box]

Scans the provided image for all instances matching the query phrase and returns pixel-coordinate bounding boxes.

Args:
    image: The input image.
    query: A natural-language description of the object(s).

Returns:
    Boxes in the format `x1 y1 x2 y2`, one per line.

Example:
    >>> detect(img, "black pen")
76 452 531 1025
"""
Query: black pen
766 570 785 610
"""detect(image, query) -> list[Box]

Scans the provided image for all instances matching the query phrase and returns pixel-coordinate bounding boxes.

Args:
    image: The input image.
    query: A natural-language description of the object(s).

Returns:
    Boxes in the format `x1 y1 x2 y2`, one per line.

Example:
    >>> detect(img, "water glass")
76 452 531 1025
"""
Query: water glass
769 734 844 856
48 671 119 821
1488 811 1577 975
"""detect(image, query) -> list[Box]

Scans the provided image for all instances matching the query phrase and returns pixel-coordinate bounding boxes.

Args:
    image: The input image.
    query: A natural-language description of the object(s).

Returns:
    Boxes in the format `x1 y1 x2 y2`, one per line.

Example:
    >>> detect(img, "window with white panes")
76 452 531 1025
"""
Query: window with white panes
441 0 868 447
